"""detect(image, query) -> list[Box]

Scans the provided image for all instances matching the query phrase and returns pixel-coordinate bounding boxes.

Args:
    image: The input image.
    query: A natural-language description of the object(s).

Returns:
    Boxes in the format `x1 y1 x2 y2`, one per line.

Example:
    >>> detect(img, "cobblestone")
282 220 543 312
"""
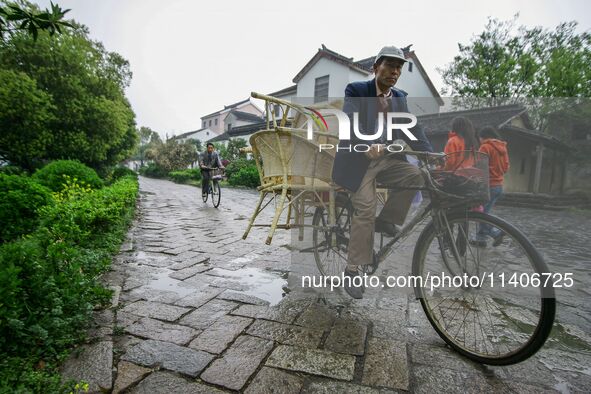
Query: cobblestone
84 177 589 393
122 339 214 377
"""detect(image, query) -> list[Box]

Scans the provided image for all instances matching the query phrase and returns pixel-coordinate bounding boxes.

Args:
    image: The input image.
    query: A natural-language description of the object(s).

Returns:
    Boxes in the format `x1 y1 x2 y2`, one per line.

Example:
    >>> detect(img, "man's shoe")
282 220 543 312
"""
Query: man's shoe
375 219 400 237
492 232 505 247
343 269 363 299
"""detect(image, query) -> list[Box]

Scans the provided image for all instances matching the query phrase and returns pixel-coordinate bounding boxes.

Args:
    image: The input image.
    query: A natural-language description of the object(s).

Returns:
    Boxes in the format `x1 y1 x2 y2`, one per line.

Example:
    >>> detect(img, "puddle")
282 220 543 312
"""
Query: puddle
145 270 195 297
206 266 288 306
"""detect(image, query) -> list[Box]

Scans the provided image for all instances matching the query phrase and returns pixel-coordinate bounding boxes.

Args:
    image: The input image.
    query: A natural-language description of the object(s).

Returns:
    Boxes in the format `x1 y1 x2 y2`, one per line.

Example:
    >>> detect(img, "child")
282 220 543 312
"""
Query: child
475 126 510 246
443 116 479 170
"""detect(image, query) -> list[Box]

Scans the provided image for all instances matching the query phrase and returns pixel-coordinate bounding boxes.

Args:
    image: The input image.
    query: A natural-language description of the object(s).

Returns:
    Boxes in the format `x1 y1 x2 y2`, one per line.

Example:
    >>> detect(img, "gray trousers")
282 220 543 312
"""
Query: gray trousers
347 155 425 268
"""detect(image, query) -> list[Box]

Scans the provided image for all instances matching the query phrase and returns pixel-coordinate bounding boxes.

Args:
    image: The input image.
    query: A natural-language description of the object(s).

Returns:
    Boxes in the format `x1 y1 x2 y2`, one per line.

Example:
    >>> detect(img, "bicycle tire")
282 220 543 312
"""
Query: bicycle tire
312 194 353 277
212 181 221 208
412 210 555 365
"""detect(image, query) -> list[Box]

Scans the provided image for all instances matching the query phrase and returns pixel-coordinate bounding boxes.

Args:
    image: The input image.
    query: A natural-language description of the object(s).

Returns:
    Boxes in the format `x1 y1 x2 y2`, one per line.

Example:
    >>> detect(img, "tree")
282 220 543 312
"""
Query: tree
225 138 248 161
0 0 73 41
0 69 55 169
146 140 196 172
439 16 591 123
0 8 138 171
188 139 203 154
134 126 161 166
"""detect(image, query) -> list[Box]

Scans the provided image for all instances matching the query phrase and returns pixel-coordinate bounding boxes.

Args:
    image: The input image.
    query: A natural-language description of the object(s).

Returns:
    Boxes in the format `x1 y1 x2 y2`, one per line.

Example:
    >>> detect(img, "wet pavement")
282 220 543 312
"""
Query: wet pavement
64 176 591 393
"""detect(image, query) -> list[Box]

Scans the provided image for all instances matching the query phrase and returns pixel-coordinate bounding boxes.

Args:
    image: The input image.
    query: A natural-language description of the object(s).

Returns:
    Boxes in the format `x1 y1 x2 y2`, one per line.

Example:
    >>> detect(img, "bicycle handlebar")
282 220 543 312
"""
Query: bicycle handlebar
400 150 446 158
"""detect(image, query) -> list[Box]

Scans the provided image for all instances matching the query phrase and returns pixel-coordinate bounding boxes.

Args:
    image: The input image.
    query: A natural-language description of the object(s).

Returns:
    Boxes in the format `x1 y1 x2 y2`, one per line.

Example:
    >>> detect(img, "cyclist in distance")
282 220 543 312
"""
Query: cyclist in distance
200 142 224 198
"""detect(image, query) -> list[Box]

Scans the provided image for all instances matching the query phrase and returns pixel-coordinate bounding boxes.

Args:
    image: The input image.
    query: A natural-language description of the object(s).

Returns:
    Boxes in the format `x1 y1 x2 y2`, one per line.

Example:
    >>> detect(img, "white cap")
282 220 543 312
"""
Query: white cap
375 46 408 63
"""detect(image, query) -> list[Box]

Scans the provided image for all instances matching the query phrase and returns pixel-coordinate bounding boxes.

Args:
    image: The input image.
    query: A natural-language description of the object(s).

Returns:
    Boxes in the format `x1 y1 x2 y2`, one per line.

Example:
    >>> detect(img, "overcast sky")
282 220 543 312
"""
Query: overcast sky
34 0 591 139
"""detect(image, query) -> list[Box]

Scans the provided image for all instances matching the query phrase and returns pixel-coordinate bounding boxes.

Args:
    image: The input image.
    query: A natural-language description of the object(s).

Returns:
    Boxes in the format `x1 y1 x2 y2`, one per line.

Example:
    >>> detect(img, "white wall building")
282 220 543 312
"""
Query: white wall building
213 44 443 148
200 98 264 134
266 44 443 116
174 127 217 144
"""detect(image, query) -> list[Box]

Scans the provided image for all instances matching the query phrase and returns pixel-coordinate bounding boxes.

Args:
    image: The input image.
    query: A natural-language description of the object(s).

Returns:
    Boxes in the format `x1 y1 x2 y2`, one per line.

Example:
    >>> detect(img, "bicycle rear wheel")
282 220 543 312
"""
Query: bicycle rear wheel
212 181 221 208
412 210 555 365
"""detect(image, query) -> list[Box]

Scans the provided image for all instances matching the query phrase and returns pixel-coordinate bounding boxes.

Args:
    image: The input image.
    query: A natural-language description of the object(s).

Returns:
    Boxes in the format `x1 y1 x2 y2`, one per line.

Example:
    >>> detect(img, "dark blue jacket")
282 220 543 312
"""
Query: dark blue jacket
331 79 433 192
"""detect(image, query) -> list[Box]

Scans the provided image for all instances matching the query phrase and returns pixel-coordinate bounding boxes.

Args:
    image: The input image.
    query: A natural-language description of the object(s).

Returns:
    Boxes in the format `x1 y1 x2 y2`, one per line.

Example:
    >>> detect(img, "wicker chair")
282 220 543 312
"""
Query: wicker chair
242 129 337 245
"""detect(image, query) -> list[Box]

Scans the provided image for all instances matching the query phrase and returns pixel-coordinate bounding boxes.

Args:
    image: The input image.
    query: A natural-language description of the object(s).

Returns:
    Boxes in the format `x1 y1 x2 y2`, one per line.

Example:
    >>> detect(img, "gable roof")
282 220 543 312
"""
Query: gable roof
173 127 209 140
354 56 375 71
201 98 255 119
171 127 219 142
268 85 297 97
292 44 443 104
293 45 371 83
225 110 264 123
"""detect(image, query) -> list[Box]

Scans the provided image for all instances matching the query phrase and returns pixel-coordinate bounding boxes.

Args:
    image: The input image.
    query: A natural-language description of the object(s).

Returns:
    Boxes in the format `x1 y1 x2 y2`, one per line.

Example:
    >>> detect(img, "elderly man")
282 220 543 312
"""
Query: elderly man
331 46 433 299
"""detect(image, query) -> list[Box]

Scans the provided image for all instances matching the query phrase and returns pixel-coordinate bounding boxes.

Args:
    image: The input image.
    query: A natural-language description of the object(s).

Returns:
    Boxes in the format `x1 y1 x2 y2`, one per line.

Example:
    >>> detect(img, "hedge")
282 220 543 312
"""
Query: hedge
0 176 138 393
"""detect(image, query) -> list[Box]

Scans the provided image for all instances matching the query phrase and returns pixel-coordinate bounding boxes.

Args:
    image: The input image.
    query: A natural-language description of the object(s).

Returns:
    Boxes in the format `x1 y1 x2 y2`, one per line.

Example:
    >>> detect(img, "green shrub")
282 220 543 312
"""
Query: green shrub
33 160 103 192
228 164 260 188
138 162 168 178
0 174 54 243
111 166 138 180
169 168 201 184
0 176 138 392
0 165 27 176
224 158 252 179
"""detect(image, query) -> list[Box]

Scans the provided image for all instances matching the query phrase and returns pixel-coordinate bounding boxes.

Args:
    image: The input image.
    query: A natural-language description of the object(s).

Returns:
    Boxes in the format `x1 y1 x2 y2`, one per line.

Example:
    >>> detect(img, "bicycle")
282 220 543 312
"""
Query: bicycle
310 150 556 365
201 167 223 208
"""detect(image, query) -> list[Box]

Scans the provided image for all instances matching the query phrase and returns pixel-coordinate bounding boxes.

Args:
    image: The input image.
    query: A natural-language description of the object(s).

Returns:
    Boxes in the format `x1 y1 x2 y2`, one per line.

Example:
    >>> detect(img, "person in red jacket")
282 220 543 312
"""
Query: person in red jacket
474 125 510 246
443 116 479 170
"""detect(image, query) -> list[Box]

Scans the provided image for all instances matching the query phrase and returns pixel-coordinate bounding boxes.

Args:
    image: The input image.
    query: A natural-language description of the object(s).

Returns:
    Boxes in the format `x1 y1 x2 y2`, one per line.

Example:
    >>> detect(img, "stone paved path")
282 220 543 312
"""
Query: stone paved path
62 176 591 393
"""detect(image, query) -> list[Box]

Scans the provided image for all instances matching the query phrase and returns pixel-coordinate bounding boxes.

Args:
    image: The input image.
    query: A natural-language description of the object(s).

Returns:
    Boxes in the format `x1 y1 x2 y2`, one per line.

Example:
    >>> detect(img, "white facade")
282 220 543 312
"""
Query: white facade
289 47 442 115
296 57 368 99
175 128 217 143
201 99 263 133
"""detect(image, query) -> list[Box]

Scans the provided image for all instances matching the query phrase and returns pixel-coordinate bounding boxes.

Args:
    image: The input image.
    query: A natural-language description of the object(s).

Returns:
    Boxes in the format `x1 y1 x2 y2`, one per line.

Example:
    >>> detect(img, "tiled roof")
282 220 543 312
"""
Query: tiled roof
173 128 207 140
227 110 264 122
418 105 568 149
201 98 252 119
268 85 297 97
418 104 530 134
293 45 372 83
209 121 269 142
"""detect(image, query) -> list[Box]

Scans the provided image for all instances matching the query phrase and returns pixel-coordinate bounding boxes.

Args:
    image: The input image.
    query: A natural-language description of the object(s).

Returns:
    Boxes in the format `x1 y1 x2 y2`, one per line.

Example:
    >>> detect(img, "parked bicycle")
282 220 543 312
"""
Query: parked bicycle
202 167 223 208
310 150 556 365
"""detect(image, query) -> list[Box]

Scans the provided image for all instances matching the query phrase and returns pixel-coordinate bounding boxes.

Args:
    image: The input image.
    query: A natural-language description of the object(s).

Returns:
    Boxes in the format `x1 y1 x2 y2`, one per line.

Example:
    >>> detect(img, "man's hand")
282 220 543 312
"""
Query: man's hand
365 144 386 160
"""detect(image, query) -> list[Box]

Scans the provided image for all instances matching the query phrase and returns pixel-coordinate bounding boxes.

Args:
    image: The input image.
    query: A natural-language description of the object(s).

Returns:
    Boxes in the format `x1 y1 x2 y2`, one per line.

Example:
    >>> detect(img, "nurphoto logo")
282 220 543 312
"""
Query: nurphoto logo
303 108 418 152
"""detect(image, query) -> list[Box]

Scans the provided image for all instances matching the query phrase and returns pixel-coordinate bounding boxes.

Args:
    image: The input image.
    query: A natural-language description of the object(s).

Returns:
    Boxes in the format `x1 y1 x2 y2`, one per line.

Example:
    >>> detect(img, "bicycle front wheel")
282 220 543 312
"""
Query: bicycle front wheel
412 210 555 365
202 182 209 203
212 181 221 208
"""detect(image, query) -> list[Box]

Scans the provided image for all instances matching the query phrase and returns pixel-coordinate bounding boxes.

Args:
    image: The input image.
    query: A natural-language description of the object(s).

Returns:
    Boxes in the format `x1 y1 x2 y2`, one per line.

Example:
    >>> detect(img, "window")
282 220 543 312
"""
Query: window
215 119 218 126
227 123 232 131
208 120 212 127
274 104 281 117
408 62 413 72
203 121 206 128
314 75 329 103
